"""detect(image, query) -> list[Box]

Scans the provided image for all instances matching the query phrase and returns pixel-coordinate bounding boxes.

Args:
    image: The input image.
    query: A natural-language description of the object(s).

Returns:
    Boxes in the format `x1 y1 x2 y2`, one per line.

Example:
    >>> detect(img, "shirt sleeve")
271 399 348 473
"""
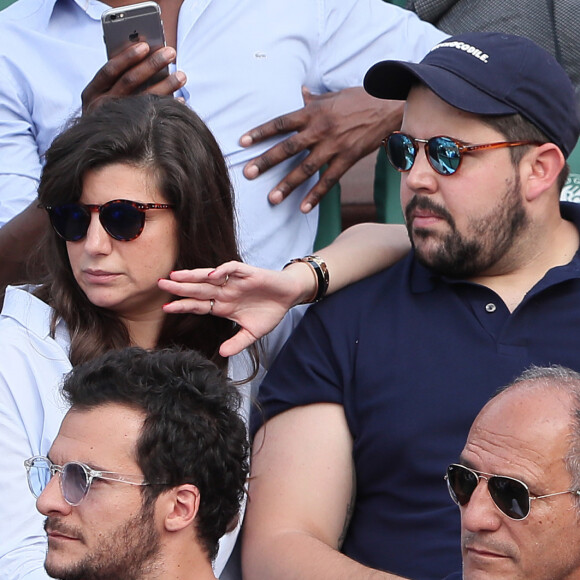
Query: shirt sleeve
252 297 355 437
0 57 43 228
0 323 69 580
314 0 448 92
0 362 49 579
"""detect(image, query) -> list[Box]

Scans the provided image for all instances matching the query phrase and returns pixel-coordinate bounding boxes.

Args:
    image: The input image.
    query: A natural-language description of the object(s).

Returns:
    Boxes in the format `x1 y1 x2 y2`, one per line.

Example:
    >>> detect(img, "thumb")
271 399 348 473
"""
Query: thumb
301 85 313 104
219 330 258 358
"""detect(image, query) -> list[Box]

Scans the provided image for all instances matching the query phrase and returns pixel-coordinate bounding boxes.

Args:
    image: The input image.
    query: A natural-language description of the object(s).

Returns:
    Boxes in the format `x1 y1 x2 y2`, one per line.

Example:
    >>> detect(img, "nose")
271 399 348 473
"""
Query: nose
460 478 502 533
82 211 113 255
402 145 439 194
36 472 72 517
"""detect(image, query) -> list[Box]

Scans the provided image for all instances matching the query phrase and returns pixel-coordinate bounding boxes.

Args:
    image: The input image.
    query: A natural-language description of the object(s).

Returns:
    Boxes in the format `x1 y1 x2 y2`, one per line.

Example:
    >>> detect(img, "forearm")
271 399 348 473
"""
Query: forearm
0 203 48 304
316 223 409 294
242 528 407 580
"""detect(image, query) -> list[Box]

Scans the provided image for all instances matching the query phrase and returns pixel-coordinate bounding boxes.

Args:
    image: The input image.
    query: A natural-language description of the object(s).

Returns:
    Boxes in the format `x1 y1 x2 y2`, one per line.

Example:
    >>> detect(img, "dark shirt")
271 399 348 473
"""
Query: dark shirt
254 203 580 580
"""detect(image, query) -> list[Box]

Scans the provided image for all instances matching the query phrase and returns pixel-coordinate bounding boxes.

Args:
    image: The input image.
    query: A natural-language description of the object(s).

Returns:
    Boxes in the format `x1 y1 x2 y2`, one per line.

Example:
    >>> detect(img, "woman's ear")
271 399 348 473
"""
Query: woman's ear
522 143 565 202
162 484 201 532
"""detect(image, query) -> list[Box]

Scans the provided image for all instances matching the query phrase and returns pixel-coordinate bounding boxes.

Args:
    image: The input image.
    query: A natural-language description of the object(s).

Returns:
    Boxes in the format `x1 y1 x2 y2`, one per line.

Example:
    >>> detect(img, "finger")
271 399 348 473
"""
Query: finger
207 260 254 283
167 268 216 282
82 42 150 102
162 297 214 314
159 279 215 300
243 132 314 181
113 46 177 94
267 149 332 205
142 71 187 96
299 86 332 106
301 85 312 104
299 157 352 212
239 108 307 148
219 330 260 358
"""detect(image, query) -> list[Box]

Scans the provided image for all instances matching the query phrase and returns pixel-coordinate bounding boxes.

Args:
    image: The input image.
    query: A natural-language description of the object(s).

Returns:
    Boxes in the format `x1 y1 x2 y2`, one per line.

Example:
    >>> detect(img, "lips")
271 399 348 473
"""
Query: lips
410 209 445 229
45 523 81 542
466 546 509 559
46 529 80 542
411 208 443 220
405 196 451 229
82 268 120 283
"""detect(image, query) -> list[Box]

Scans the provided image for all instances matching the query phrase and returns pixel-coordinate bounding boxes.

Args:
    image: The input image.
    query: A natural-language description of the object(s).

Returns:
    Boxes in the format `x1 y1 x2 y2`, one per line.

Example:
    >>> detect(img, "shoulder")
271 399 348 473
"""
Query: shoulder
315 256 413 316
0 285 70 358
0 0 54 29
1 285 52 329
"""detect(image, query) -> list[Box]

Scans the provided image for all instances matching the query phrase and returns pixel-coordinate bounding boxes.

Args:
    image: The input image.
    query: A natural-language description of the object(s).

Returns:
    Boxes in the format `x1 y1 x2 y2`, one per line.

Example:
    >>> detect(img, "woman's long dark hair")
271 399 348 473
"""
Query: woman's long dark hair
35 95 250 372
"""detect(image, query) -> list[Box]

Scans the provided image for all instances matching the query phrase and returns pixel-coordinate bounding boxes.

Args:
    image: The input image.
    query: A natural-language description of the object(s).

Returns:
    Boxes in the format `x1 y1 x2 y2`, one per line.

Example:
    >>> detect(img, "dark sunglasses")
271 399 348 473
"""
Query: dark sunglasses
24 456 153 506
445 463 580 521
44 199 174 242
384 131 539 176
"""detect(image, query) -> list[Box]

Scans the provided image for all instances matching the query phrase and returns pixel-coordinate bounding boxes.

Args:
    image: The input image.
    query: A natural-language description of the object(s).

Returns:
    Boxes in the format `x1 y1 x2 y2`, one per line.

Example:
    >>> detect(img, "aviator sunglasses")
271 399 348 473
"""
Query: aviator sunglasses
24 456 156 506
384 131 539 176
445 463 580 521
44 199 174 242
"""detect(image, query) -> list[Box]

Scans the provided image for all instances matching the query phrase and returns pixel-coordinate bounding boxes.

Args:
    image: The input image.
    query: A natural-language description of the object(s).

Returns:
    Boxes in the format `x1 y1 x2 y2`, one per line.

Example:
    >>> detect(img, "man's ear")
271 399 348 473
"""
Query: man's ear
522 142 565 202
162 484 201 532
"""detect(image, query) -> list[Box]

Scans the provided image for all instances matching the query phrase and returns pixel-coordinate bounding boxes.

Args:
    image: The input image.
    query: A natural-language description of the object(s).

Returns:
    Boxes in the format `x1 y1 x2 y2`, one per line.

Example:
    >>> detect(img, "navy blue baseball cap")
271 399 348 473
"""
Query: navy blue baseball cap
364 32 580 158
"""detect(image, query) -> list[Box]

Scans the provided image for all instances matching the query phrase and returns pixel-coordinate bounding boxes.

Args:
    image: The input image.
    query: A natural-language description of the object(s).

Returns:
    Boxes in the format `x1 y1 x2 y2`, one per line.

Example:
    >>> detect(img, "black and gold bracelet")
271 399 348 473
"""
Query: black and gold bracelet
283 254 330 304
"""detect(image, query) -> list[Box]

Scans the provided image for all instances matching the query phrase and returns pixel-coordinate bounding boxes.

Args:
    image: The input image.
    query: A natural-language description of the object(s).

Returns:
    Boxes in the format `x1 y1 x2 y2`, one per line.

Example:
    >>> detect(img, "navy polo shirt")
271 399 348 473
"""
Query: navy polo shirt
255 203 580 580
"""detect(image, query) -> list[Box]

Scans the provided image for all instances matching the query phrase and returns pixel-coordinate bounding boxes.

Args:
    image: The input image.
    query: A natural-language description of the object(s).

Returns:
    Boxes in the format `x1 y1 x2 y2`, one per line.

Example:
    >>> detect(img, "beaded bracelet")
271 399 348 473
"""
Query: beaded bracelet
283 254 330 304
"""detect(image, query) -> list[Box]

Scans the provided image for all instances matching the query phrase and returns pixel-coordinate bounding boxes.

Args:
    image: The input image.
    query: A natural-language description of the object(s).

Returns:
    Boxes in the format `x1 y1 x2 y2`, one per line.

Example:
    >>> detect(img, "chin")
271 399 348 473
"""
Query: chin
83 291 125 311
45 555 77 580
463 557 517 580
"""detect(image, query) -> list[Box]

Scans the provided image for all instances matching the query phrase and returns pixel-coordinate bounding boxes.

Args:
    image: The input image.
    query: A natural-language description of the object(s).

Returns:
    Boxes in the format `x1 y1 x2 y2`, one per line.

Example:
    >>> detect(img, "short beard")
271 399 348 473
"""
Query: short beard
45 498 161 580
406 174 528 278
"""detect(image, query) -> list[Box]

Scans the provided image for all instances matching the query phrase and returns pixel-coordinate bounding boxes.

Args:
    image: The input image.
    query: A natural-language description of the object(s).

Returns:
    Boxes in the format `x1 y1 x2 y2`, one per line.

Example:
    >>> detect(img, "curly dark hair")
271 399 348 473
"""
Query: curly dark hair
35 95 250 372
61 346 249 560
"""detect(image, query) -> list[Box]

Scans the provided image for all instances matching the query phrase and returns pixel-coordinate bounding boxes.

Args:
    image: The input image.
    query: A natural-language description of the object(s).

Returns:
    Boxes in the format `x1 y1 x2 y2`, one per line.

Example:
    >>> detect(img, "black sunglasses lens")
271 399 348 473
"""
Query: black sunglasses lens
49 204 91 241
447 464 478 506
428 137 461 175
387 133 416 171
100 202 145 241
488 476 529 520
62 463 90 506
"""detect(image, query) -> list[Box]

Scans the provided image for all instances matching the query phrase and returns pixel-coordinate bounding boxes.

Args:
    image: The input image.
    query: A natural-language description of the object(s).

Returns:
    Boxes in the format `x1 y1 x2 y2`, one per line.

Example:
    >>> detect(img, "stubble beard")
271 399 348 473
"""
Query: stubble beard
45 499 161 580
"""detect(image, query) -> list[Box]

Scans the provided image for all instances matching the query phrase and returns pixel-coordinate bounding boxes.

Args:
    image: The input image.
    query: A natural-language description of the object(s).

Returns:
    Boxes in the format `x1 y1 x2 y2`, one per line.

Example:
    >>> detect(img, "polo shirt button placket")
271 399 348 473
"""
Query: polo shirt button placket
485 303 497 313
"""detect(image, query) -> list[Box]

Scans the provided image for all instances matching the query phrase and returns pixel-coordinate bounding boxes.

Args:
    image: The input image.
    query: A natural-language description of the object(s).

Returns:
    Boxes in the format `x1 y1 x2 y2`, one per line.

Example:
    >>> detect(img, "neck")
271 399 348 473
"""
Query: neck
470 214 579 312
156 0 182 48
121 309 166 350
145 541 217 580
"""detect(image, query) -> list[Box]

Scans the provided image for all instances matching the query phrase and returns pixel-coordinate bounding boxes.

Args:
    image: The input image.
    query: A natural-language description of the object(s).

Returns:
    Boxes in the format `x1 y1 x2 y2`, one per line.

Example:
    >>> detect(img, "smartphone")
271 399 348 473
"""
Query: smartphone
101 1 169 89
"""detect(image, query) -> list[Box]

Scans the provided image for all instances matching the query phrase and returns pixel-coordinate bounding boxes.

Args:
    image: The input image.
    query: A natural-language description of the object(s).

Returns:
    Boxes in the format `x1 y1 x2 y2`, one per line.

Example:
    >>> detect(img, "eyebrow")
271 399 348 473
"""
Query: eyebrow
457 455 474 469
46 455 110 473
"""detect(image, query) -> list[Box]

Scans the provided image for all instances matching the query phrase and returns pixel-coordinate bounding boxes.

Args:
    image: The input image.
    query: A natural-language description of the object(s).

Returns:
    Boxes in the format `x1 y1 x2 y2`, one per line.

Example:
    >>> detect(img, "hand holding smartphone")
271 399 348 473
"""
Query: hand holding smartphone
101 1 169 89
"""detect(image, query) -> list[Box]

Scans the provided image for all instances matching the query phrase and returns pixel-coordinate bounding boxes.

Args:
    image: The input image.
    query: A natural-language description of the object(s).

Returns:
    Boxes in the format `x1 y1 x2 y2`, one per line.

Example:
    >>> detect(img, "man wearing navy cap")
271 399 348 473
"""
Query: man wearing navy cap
242 32 580 580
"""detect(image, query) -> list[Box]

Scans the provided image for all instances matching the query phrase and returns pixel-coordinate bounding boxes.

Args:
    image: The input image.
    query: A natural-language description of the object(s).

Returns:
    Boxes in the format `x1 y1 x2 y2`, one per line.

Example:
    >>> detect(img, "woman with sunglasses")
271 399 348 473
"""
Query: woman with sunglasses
0 94 256 579
0 94 411 579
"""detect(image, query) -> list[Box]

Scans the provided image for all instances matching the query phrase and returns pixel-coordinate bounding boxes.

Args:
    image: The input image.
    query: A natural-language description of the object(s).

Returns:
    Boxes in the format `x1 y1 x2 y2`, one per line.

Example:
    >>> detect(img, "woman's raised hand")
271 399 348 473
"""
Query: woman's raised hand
159 260 315 357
